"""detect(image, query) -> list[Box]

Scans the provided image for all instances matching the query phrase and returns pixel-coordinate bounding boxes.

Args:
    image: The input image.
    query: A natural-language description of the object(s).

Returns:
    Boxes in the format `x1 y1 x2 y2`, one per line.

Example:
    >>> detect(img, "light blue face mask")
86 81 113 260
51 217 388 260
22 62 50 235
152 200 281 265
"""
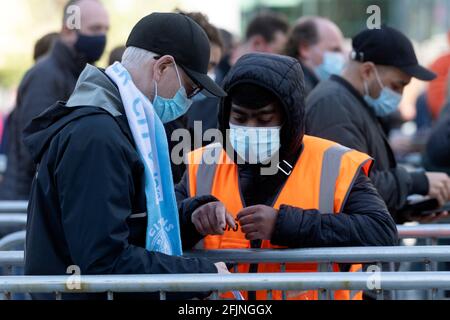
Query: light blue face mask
229 123 281 164
314 51 346 80
364 67 402 117
152 62 193 123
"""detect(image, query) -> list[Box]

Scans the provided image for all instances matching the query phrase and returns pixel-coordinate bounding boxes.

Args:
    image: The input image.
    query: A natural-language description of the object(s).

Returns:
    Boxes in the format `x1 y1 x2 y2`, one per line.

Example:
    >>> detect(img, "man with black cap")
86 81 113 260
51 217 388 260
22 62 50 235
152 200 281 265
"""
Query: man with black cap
306 26 450 223
22 13 228 300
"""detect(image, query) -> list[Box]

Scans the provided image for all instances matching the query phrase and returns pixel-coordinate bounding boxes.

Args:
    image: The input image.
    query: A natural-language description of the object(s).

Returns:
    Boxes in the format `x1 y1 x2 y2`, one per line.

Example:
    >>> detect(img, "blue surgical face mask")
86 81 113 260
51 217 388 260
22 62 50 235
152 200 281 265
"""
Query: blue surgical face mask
229 123 281 164
74 32 107 63
314 51 346 80
364 67 402 117
152 62 193 123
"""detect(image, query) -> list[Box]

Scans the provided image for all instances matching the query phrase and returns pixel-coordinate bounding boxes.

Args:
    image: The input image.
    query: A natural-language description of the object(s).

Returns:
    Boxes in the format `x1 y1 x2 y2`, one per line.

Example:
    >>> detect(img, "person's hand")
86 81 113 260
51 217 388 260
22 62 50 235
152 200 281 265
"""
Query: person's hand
237 205 278 241
214 262 230 274
192 201 236 236
425 172 450 207
411 211 449 224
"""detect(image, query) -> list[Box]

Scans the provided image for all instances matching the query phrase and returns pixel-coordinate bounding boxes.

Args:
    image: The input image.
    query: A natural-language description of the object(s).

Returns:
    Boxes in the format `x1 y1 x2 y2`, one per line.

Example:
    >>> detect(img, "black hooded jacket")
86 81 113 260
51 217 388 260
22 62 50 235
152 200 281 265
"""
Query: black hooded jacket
176 53 398 250
22 65 217 300
425 102 450 174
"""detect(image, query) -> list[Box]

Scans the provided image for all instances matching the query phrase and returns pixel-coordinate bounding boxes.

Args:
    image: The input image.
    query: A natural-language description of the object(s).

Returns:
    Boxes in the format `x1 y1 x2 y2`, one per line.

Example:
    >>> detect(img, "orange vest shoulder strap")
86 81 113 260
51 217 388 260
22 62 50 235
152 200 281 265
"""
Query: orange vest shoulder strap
281 136 373 213
187 143 230 197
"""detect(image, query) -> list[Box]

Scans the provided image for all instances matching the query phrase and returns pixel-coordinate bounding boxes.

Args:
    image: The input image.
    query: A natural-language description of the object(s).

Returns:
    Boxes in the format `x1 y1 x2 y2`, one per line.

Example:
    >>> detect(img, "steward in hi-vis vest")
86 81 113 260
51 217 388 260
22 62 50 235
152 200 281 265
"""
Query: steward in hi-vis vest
175 53 398 300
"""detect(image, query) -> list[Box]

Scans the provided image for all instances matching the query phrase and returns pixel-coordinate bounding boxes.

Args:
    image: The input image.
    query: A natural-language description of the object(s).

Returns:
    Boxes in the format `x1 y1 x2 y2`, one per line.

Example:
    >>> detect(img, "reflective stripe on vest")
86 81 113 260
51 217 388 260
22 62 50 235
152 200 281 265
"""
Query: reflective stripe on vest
187 136 373 300
194 143 353 212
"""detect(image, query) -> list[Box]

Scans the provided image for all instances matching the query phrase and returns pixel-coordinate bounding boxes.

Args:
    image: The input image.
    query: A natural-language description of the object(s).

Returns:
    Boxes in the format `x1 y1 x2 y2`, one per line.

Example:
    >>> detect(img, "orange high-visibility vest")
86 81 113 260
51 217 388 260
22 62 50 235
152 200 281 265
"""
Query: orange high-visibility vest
187 135 373 300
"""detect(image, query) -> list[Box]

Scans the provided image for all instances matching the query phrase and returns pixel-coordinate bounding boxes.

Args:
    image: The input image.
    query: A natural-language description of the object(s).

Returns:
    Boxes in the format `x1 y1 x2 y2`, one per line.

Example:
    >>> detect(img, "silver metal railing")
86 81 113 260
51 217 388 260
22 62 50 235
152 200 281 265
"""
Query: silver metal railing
1 224 450 250
2 247 450 300
1 272 450 300
2 246 450 269
0 214 27 230
0 201 28 214
0 231 26 251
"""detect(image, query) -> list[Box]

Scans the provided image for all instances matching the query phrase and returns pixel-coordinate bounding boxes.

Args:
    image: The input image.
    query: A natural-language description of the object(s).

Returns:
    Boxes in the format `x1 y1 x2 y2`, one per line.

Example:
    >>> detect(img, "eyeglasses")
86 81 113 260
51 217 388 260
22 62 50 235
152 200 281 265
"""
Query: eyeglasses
187 85 202 99
154 56 203 99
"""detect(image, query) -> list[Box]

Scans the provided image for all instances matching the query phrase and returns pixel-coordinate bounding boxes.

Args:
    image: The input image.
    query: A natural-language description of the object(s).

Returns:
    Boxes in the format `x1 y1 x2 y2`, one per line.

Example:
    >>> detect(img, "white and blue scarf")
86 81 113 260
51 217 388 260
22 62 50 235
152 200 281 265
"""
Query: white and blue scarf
106 62 182 256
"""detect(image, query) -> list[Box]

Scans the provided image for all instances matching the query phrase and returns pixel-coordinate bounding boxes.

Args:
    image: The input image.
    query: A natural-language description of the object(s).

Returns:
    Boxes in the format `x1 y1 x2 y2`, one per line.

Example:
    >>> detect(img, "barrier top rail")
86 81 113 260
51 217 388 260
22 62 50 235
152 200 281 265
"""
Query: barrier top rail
0 214 27 228
1 220 450 241
397 225 450 239
1 272 450 294
0 231 26 251
0 201 28 213
184 246 450 264
1 203 450 239
2 246 450 267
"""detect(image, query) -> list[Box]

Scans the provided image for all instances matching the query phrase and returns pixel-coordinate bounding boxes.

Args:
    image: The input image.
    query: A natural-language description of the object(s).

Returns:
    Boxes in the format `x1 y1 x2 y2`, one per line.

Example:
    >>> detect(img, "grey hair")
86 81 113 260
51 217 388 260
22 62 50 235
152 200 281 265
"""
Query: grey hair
121 46 158 69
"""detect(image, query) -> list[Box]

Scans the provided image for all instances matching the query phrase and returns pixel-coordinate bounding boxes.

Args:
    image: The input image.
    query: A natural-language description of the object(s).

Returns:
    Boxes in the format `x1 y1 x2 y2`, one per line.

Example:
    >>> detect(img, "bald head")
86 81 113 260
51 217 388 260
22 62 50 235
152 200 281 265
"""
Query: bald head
61 0 109 38
314 17 344 53
285 16 344 70
59 0 109 63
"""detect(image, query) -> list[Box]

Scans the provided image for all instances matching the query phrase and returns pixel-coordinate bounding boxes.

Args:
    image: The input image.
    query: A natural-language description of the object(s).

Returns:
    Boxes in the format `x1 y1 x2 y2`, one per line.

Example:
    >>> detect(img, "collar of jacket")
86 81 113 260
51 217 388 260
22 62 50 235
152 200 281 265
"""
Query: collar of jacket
299 60 320 85
65 65 134 144
50 40 88 79
66 65 123 116
330 74 382 119
329 74 397 166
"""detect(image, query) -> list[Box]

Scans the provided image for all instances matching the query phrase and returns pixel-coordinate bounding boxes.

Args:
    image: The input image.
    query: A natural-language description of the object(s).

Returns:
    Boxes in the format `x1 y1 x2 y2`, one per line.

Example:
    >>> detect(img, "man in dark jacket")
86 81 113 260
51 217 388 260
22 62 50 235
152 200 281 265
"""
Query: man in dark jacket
23 13 228 300
0 0 109 200
306 26 450 223
425 101 450 175
285 16 346 96
175 53 398 300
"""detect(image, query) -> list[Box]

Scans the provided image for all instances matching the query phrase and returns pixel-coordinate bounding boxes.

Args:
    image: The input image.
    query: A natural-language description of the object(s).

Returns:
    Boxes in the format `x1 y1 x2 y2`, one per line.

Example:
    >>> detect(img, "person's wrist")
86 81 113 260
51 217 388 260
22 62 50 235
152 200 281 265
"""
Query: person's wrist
410 170 429 195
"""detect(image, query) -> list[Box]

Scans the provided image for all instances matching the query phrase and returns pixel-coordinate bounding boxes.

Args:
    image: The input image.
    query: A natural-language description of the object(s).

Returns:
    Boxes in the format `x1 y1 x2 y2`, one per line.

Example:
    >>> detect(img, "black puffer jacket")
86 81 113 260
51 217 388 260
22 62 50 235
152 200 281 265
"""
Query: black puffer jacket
425 102 450 174
176 53 398 250
305 76 430 222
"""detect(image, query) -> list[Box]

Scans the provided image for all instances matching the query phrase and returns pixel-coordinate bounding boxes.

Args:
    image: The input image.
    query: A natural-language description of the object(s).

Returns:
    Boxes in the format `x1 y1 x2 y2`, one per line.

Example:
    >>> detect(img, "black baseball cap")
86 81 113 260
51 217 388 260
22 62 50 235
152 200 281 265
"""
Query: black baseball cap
126 12 226 97
351 25 436 81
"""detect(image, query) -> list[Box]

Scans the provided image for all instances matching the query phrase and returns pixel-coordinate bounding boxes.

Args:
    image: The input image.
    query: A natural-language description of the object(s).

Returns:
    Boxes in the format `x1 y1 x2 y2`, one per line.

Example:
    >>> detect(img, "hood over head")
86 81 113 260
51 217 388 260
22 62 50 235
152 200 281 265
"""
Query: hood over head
218 53 306 159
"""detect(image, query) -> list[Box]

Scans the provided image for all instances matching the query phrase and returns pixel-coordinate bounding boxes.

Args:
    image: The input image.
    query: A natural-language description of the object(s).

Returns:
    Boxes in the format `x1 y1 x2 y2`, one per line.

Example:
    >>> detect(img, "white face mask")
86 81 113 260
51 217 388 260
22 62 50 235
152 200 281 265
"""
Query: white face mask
229 123 281 164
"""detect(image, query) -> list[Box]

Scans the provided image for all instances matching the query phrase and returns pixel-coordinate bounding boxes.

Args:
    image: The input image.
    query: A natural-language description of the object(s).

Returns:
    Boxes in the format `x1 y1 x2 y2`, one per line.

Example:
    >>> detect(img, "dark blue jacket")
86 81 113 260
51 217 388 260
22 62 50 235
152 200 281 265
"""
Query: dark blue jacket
23 65 217 300
425 102 450 174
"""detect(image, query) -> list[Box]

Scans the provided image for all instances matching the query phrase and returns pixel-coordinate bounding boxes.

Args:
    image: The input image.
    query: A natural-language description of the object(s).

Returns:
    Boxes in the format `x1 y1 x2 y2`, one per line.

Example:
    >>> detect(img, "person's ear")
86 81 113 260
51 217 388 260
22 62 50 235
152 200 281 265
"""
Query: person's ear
360 62 375 81
152 55 174 82
250 35 268 52
60 25 77 45
298 43 311 60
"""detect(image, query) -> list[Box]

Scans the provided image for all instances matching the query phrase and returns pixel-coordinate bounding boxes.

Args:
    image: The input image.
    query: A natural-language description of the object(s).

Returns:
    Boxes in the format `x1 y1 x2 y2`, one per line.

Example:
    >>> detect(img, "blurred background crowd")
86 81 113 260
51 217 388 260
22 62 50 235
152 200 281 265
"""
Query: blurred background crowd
0 0 450 204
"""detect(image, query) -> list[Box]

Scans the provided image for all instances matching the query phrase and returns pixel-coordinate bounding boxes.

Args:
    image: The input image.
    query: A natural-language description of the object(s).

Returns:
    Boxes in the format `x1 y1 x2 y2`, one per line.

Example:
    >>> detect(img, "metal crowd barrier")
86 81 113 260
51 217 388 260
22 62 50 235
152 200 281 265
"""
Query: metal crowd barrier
398 224 450 240
184 246 450 265
0 201 28 214
2 246 450 269
2 246 450 300
0 272 450 300
0 214 27 229
1 223 450 250
0 231 26 251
